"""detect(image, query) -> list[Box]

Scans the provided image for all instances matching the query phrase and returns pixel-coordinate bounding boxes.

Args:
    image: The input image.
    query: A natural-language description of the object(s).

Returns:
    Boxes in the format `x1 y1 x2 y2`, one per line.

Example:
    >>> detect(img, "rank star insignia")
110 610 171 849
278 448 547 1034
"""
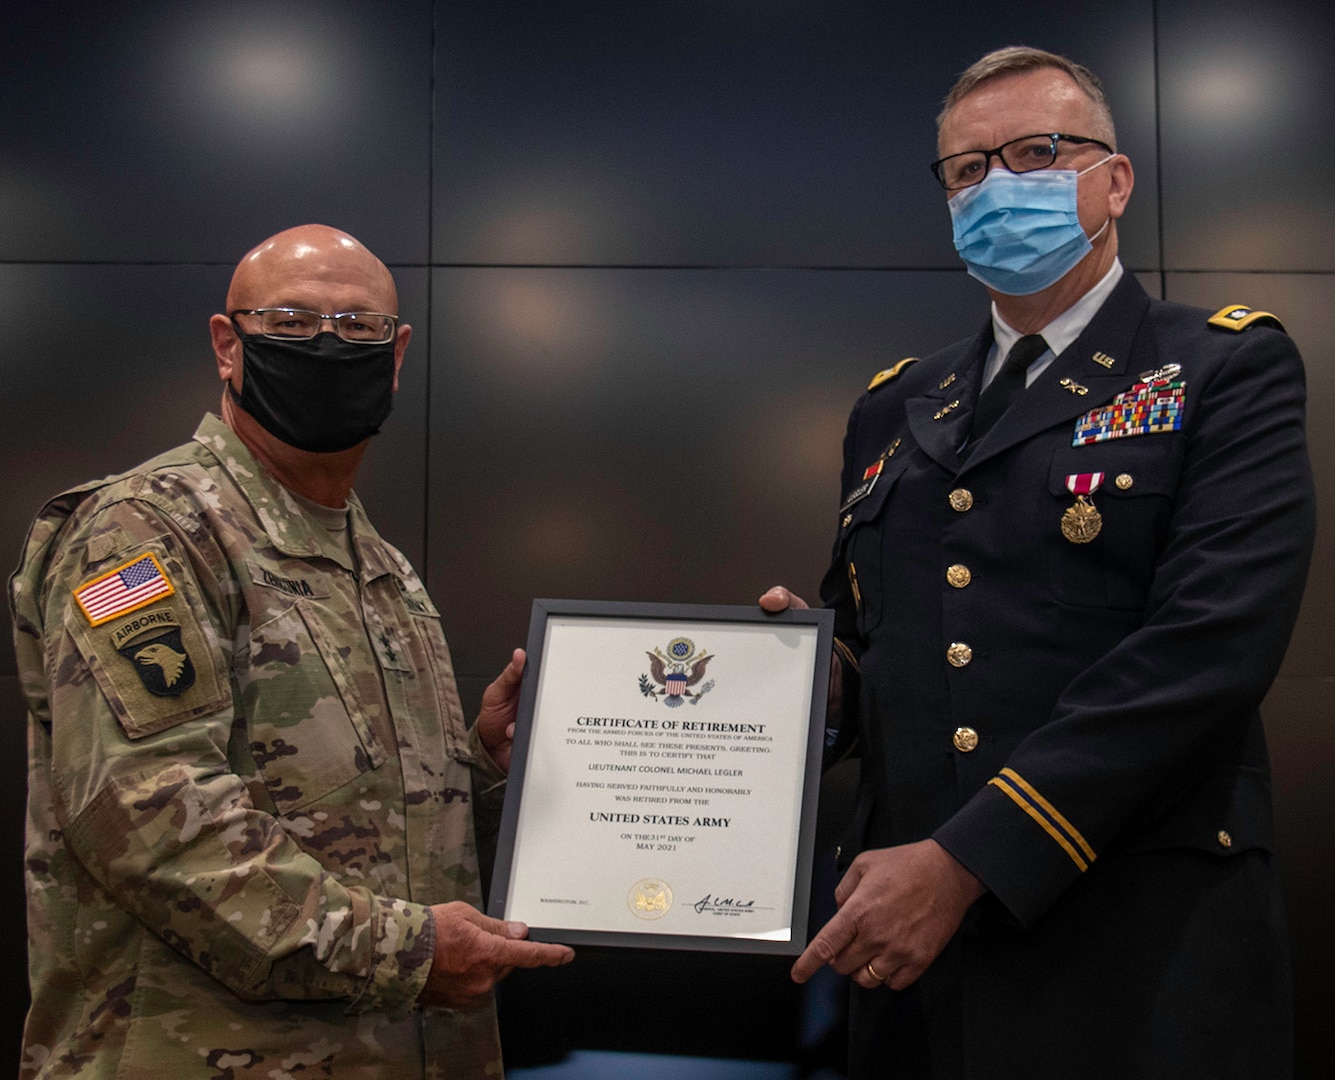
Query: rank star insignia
639 637 714 707
117 627 197 697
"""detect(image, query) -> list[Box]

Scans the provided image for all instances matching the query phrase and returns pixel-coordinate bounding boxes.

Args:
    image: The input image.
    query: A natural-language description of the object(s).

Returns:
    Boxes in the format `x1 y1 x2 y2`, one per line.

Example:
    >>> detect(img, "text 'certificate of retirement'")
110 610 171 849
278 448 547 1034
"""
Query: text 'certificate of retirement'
489 600 833 954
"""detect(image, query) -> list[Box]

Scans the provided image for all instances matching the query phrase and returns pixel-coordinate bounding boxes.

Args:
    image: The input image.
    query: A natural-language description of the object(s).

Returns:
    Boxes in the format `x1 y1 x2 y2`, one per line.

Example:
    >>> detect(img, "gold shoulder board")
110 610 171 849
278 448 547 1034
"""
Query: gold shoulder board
868 357 920 391
1207 304 1286 334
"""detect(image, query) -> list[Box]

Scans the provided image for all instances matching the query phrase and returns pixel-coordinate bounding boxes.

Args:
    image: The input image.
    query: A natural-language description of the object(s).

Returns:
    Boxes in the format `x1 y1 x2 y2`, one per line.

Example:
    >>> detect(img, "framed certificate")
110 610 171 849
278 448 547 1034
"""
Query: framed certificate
487 599 834 954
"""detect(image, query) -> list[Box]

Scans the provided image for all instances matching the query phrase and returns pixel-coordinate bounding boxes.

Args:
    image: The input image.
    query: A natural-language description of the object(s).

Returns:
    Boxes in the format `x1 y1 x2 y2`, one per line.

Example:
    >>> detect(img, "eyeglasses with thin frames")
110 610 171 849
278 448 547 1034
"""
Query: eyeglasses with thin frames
230 308 399 344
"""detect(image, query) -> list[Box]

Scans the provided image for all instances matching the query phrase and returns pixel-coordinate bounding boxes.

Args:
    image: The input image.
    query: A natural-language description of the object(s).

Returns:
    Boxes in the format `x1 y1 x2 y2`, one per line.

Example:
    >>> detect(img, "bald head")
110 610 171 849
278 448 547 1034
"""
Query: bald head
225 224 399 317
209 225 413 494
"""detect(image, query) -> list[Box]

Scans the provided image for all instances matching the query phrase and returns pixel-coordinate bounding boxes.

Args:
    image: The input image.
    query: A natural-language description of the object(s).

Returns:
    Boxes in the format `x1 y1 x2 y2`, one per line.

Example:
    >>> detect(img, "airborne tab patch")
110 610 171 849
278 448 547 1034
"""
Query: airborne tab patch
109 608 182 650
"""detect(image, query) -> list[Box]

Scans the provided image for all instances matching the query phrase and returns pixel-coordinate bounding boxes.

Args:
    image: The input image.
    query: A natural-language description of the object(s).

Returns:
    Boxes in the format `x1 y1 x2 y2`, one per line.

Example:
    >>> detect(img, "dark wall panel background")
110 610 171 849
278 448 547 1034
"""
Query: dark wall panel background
427 267 982 675
3 1 1330 1075
432 0 1159 270
0 1 433 265
1158 0 1335 272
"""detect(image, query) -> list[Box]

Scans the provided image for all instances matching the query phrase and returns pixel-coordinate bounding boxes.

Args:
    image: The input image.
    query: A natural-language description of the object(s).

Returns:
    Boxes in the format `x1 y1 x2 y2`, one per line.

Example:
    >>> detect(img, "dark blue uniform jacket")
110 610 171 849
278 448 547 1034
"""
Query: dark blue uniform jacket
823 272 1314 1077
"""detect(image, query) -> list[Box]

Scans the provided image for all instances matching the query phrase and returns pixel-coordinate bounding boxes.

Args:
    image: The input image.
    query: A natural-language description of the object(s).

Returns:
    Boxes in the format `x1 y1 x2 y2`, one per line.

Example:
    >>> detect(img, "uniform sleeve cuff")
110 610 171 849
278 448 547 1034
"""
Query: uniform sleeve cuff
933 775 1093 929
468 723 508 803
347 896 435 1014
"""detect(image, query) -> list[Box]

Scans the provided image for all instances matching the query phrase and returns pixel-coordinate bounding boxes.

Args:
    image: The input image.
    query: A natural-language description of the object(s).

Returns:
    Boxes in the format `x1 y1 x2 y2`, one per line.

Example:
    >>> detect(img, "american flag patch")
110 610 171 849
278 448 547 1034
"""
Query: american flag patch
74 553 175 626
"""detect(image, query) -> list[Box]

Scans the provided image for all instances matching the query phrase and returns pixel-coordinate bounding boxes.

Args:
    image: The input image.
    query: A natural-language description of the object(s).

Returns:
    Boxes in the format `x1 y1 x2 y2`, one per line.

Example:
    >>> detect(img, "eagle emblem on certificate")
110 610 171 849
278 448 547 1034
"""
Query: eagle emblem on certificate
639 636 715 707
628 878 674 919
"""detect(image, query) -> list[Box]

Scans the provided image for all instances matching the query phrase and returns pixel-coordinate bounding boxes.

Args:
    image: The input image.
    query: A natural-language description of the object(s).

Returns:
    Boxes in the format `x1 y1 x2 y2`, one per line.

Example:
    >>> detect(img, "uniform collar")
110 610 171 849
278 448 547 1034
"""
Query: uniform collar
192 413 381 574
907 272 1152 476
988 259 1125 383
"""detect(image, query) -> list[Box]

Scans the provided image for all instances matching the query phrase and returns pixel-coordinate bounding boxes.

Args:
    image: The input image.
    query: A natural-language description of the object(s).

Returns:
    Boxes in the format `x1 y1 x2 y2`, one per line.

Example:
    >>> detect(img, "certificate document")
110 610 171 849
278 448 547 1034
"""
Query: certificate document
488 600 833 954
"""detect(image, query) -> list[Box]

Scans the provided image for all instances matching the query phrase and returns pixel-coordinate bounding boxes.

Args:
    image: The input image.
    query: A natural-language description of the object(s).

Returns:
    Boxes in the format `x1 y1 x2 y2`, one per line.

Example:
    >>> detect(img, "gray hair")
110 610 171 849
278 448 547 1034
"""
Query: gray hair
937 46 1117 149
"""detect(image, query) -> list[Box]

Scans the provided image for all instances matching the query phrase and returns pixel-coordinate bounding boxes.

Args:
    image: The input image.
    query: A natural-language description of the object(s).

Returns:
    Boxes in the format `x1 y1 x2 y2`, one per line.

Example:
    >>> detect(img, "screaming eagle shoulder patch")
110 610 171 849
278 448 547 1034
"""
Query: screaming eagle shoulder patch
112 611 197 698
65 543 230 738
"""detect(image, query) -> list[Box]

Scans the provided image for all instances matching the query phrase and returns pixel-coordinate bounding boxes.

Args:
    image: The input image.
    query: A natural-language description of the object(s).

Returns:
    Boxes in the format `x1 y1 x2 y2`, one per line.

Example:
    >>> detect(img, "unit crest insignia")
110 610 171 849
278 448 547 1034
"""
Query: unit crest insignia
639 636 714 707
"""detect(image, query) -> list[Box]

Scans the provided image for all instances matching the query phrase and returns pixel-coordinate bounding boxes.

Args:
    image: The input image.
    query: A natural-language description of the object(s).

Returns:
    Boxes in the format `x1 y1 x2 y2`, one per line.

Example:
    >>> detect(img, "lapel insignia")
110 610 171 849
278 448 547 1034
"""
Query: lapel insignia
1073 375 1186 446
932 399 961 421
939 372 957 390
1091 351 1115 369
1061 472 1105 544
1060 378 1090 396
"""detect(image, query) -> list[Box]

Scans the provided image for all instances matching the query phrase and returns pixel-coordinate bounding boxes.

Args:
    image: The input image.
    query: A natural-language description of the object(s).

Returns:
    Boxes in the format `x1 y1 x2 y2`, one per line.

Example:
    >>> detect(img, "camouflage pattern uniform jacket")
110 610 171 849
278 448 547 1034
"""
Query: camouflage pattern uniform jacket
9 414 507 1079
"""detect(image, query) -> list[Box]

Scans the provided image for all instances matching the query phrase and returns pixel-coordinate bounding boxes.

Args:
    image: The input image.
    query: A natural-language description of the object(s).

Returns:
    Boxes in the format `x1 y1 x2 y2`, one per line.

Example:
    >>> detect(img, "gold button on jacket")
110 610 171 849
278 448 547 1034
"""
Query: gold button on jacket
953 727 979 752
947 642 973 667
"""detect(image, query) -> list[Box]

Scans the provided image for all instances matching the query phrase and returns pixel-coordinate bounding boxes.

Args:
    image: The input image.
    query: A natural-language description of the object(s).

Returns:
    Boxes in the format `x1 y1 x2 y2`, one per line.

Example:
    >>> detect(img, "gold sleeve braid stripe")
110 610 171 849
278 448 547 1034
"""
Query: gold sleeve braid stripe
988 767 1097 873
833 637 861 674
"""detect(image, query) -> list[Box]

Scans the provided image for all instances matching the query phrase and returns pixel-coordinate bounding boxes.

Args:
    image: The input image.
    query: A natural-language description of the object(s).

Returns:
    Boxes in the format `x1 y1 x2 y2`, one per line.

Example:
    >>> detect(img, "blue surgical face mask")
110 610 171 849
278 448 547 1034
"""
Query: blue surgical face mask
948 155 1113 295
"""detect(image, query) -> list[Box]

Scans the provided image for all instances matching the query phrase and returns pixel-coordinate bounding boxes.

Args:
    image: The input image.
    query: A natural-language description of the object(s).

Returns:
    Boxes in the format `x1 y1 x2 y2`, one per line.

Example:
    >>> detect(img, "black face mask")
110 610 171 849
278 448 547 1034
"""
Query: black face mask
230 330 396 453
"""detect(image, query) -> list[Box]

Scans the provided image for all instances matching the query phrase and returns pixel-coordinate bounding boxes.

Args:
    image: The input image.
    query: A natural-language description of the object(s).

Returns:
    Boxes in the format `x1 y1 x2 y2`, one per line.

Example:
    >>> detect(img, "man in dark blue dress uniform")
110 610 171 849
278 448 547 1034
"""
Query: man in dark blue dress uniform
765 46 1315 1078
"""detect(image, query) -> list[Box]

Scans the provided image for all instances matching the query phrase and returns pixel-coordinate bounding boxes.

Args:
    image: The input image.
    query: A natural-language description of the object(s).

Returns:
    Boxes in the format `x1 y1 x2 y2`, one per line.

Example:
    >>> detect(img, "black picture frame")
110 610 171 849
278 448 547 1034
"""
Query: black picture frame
487 598 834 955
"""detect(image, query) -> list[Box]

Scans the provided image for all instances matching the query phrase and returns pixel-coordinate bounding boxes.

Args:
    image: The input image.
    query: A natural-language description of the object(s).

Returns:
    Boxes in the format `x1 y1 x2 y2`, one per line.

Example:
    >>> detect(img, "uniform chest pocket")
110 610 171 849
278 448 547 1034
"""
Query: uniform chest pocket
838 456 908 638
1047 442 1179 610
393 583 474 764
243 601 389 813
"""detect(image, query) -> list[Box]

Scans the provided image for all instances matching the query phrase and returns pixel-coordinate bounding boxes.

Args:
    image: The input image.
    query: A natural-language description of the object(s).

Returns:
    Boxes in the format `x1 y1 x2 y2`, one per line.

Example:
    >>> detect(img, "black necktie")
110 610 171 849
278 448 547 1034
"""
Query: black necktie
971 334 1048 441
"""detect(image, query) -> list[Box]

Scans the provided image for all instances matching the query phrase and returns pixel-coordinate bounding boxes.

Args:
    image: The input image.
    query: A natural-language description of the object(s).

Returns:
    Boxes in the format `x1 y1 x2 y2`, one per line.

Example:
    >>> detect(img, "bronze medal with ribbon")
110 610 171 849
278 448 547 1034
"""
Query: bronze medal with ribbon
1061 471 1105 544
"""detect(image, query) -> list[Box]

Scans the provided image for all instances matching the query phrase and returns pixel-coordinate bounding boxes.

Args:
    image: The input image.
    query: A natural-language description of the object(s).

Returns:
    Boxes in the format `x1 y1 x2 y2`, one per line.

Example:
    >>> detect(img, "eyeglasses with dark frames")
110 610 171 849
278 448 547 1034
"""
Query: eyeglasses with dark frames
930 133 1114 191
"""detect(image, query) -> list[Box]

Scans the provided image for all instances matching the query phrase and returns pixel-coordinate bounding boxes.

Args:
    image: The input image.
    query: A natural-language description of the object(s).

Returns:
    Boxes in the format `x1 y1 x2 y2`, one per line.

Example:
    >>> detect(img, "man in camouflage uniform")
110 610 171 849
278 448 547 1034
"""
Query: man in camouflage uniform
9 224 573 1078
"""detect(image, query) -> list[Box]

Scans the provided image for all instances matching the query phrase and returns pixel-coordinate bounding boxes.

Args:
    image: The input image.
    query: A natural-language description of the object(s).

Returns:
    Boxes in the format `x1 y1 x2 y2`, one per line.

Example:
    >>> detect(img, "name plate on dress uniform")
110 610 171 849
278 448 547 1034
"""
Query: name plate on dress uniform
488 599 833 954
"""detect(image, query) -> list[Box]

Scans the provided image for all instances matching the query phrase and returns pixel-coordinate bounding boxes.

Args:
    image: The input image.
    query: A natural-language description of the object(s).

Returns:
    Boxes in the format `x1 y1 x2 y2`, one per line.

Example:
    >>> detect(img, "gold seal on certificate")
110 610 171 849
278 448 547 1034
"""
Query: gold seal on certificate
628 878 674 919
488 599 834 955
